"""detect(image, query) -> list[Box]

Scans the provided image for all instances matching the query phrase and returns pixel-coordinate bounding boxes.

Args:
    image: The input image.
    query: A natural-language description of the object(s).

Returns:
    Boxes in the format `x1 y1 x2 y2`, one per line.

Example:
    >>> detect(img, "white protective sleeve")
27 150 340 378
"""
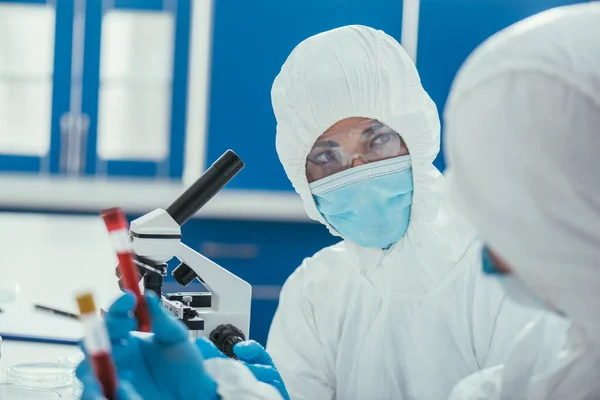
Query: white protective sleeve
455 255 571 400
204 358 284 400
448 313 575 400
470 272 569 370
266 266 336 400
443 3 600 399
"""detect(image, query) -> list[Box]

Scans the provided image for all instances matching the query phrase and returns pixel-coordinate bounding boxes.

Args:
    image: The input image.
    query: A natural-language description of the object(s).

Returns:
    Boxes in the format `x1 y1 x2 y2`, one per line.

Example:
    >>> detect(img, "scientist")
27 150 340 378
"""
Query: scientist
260 24 565 400
442 3 600 399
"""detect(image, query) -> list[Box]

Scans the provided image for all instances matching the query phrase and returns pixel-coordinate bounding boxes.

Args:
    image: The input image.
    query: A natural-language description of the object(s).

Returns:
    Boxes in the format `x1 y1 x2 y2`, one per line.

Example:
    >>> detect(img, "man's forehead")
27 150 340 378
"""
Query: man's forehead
320 117 380 139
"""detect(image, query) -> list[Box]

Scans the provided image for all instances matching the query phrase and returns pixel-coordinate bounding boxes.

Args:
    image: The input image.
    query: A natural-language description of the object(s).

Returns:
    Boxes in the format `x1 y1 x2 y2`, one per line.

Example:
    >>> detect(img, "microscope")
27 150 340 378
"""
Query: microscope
120 150 252 357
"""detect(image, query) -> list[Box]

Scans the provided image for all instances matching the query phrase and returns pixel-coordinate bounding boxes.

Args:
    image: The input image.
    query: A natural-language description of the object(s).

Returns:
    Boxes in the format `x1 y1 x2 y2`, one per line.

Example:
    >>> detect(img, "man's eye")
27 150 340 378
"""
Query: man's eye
371 132 395 147
314 150 337 164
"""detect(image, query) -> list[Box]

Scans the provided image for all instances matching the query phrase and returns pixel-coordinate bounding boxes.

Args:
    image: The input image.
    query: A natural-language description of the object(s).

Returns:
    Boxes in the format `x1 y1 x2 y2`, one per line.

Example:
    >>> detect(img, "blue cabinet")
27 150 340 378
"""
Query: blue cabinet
0 0 72 173
0 0 191 178
1 0 587 179
80 0 191 178
206 0 406 191
417 0 587 171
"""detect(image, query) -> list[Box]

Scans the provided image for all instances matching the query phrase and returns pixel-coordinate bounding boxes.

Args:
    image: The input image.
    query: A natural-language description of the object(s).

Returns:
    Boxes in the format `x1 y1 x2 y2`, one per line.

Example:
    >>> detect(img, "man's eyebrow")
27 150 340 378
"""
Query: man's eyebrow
361 122 385 138
313 139 340 148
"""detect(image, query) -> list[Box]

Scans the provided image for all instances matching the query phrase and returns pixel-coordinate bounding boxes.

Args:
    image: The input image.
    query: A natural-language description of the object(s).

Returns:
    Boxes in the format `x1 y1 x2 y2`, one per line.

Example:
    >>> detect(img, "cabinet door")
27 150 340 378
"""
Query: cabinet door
417 0 587 171
81 0 191 178
207 0 405 191
0 0 70 173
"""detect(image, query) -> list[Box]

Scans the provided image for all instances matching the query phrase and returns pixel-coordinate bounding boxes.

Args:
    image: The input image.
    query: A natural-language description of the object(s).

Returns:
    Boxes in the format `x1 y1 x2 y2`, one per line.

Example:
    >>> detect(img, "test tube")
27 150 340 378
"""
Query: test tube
76 292 118 400
101 207 151 332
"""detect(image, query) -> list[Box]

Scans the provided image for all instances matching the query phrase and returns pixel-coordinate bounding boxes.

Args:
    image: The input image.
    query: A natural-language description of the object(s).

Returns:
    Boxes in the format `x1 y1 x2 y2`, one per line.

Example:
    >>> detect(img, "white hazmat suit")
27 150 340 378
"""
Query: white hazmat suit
266 25 567 400
444 3 600 399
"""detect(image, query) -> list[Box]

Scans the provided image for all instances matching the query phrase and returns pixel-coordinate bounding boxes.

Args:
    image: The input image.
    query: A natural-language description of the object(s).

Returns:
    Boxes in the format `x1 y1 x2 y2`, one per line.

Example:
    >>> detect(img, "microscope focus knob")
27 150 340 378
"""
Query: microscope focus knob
209 324 246 359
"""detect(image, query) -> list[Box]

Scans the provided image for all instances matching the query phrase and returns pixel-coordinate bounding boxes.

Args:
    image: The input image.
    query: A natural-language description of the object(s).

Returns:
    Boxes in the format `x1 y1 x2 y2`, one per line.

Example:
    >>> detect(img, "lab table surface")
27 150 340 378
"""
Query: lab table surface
0 212 122 391
0 341 77 380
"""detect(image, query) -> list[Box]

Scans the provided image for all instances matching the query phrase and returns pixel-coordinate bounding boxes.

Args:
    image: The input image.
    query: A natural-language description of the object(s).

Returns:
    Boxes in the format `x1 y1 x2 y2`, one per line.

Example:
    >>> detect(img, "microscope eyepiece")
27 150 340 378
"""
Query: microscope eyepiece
166 150 244 287
166 150 244 226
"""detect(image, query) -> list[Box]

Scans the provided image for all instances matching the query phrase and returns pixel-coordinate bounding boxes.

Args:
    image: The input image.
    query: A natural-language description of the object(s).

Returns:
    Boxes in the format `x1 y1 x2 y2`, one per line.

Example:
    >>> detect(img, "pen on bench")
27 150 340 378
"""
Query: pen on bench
34 304 79 320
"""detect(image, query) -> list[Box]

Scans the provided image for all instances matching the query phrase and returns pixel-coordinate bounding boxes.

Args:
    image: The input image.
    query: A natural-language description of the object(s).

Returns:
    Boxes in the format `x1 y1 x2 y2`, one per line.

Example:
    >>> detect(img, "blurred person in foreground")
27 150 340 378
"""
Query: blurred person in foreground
443 3 600 399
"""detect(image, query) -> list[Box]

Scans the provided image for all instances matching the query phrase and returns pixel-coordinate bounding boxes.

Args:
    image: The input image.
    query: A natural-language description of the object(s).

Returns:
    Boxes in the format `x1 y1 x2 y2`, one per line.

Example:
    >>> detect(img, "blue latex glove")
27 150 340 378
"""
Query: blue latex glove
76 292 218 400
196 337 290 400
77 360 141 400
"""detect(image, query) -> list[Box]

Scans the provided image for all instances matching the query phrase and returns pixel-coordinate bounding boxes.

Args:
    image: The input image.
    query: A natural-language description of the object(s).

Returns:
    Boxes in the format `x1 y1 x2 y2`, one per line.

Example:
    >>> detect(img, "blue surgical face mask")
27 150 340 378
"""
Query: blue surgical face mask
309 156 413 249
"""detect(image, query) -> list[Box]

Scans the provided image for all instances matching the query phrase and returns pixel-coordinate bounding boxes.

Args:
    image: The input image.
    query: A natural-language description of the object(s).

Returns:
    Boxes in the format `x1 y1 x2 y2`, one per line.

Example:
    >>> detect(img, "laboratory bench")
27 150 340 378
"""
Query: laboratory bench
0 341 77 383
0 210 336 397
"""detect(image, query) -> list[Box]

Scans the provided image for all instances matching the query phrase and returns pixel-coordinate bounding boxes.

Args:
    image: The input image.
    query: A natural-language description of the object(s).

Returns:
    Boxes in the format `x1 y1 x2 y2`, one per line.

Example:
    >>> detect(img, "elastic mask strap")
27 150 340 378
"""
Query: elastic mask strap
309 155 411 196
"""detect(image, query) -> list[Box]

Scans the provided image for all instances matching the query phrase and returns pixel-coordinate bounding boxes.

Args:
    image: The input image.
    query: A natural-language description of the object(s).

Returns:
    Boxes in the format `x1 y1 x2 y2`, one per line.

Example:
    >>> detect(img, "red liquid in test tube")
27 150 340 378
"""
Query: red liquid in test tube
101 207 151 332
76 293 118 400
91 351 118 398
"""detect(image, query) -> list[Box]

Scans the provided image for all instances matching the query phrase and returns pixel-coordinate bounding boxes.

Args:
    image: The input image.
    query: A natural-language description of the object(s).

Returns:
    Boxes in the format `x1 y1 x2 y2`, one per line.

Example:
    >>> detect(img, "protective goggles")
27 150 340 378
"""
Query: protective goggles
305 118 409 182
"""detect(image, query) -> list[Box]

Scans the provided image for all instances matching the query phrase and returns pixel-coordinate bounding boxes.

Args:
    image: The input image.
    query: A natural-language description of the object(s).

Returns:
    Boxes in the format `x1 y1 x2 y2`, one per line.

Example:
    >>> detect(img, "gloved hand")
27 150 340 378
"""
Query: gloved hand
76 292 218 400
77 360 142 400
196 337 290 400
